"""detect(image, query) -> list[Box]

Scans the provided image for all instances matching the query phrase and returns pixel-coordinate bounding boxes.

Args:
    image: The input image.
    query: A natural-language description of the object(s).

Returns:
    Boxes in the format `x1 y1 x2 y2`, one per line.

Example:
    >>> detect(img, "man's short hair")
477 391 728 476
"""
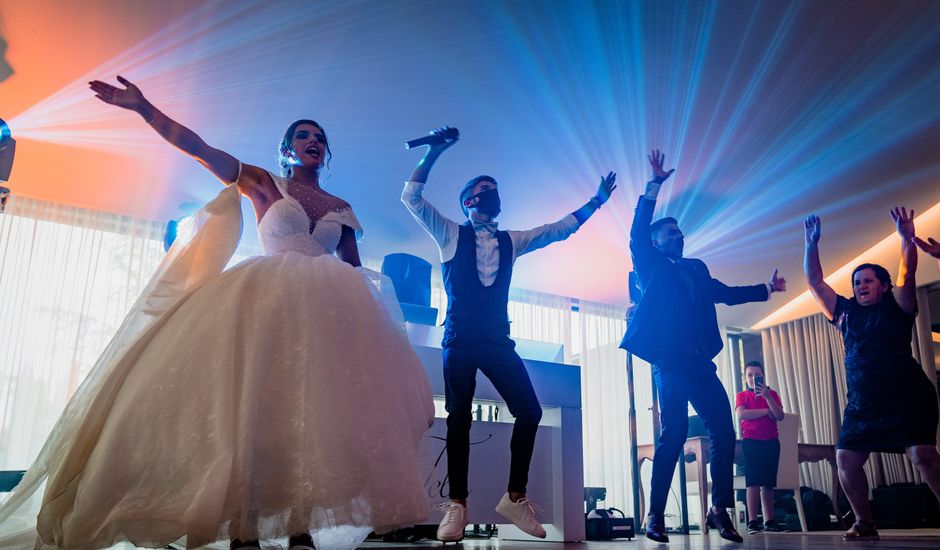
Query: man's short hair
650 216 678 236
459 175 497 216
745 360 764 373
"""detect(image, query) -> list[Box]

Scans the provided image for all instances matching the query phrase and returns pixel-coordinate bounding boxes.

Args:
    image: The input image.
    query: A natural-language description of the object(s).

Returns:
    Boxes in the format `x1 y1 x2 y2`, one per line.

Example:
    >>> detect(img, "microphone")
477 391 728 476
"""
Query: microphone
405 127 459 149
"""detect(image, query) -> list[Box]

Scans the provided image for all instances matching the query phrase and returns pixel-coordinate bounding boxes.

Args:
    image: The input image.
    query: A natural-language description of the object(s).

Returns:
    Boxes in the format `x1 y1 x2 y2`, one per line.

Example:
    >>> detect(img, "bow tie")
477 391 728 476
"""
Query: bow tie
471 221 499 233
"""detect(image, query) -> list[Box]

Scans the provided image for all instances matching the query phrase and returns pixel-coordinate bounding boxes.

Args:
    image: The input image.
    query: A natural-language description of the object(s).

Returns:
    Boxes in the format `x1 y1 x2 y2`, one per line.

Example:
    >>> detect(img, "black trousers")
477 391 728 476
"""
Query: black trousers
442 338 542 500
649 357 737 516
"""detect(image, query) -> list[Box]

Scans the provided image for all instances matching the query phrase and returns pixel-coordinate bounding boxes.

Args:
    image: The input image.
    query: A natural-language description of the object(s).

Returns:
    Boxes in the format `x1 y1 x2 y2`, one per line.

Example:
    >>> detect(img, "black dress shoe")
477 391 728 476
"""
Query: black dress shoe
645 513 669 543
706 508 744 543
289 532 316 549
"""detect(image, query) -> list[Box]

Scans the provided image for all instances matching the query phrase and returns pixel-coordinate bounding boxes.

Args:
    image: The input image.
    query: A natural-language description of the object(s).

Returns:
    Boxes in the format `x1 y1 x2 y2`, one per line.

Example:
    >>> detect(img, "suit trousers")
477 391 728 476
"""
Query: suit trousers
649 357 737 516
442 338 542 500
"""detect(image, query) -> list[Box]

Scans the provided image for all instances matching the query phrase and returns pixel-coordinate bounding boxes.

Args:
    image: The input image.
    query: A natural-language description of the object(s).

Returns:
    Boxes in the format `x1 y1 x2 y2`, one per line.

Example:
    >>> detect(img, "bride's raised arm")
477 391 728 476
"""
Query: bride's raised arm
89 75 266 190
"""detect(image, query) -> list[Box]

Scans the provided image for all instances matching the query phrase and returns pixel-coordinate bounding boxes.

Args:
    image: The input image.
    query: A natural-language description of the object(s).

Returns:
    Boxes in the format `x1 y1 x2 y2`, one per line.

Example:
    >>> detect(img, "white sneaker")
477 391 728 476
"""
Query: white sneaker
495 492 547 538
436 501 468 541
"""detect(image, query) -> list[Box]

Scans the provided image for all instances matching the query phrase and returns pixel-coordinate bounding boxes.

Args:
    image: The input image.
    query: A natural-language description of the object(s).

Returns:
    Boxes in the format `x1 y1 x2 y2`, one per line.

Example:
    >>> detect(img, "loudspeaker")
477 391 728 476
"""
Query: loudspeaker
872 483 940 528
382 253 432 306
0 470 25 492
382 253 438 325
163 219 179 251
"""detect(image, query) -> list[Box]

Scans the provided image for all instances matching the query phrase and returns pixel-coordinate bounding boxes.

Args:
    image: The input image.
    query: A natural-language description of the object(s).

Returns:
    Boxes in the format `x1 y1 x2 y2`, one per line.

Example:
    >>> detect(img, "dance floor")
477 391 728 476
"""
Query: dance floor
358 529 940 549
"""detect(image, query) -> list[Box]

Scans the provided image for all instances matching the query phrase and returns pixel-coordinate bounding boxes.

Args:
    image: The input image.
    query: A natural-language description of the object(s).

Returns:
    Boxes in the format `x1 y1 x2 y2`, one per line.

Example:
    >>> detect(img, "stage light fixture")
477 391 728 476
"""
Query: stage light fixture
0 118 14 212
0 117 11 147
0 117 15 181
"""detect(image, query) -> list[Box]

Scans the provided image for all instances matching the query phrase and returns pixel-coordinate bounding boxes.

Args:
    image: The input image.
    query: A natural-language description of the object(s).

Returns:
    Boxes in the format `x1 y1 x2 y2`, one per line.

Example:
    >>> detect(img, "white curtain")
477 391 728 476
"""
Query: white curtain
0 196 166 470
508 288 574 363
577 301 632 514
761 287 940 497
714 327 736 417
761 315 842 495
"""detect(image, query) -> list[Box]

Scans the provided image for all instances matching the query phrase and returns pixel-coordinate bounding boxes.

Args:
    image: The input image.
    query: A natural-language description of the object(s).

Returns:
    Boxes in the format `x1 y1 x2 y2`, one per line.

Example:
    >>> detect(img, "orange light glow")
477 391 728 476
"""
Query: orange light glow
753 200 940 330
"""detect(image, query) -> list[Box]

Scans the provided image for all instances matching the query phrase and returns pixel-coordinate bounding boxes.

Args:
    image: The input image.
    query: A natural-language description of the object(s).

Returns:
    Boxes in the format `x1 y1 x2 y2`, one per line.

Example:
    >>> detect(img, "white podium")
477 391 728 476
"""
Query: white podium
407 324 585 543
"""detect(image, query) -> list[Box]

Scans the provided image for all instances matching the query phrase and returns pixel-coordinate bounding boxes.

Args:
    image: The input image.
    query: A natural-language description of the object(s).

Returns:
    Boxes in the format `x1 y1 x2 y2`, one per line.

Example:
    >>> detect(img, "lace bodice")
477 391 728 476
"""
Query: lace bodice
258 172 362 256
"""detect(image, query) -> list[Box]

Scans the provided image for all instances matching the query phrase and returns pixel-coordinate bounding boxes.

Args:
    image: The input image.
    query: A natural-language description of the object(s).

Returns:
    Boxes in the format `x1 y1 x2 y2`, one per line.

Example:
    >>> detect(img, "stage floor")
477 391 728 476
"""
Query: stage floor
359 529 940 549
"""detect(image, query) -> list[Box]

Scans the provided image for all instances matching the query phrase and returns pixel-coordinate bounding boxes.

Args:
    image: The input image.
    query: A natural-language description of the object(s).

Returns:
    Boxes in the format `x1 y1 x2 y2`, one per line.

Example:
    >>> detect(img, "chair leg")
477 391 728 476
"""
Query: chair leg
638 458 648 525
696 440 709 535
699 460 709 534
794 489 808 532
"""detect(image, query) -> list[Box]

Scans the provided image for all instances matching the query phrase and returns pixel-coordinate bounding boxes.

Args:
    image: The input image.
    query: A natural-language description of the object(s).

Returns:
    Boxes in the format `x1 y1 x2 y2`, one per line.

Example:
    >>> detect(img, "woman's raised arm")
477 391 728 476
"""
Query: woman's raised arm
804 215 838 320
90 76 248 186
890 207 917 314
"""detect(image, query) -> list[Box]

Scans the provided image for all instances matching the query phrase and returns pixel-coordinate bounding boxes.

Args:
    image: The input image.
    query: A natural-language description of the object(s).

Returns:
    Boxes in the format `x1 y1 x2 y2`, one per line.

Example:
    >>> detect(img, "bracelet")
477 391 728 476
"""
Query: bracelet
142 105 156 124
590 196 601 209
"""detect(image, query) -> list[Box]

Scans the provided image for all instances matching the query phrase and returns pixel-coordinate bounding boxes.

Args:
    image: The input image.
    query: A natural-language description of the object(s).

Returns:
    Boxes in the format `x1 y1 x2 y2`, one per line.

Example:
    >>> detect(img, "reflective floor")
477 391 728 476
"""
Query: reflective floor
359 529 940 549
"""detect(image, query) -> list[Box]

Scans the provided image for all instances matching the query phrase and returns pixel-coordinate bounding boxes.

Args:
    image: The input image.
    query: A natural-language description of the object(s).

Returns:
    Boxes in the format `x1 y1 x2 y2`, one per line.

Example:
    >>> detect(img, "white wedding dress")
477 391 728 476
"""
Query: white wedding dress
0 169 434 549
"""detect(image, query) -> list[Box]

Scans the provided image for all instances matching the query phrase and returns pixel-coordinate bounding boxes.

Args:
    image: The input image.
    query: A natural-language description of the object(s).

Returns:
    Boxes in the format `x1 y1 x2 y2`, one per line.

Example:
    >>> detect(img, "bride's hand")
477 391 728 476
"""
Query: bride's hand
89 75 148 112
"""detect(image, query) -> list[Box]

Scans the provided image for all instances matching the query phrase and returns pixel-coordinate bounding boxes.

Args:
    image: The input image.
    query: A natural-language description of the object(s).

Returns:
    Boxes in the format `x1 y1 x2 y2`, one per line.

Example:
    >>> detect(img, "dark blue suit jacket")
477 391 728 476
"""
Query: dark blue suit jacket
620 196 768 363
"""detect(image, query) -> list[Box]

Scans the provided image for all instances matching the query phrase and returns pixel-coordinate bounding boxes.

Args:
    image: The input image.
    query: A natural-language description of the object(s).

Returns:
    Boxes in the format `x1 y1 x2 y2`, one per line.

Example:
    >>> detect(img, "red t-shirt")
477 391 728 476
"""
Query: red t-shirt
735 388 782 440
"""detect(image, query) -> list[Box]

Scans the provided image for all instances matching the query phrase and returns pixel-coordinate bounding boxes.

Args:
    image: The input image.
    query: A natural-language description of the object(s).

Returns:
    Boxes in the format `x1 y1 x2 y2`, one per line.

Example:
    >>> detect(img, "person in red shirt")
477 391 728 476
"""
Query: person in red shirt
735 360 786 534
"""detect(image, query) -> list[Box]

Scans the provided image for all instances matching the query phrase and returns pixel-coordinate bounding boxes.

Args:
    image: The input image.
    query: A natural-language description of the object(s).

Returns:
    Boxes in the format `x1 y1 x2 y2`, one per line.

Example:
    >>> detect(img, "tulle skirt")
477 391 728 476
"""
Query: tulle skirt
30 251 433 549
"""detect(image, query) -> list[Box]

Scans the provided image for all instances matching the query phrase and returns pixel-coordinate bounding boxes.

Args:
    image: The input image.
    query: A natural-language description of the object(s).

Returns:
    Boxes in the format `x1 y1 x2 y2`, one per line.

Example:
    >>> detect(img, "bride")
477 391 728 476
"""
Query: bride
0 76 434 550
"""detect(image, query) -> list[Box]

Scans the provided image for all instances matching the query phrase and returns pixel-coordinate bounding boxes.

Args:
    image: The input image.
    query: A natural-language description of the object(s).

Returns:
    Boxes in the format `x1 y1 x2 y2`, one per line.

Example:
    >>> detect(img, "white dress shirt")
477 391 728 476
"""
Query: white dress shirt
402 181 581 286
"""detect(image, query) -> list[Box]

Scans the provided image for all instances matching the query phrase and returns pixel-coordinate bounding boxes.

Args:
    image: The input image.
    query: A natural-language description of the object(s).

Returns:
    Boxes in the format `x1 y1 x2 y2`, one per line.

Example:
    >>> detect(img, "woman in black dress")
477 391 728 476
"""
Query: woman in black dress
804 208 940 541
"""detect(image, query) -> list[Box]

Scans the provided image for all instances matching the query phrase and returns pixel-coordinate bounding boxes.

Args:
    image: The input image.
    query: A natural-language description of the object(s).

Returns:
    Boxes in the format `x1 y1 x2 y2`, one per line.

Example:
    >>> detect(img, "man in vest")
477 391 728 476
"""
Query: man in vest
622 150 787 543
402 127 616 541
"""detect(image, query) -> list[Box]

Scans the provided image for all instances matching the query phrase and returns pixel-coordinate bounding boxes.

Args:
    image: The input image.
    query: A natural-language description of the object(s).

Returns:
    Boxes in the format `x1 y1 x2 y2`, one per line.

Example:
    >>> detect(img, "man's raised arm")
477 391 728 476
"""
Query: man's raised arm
511 172 617 258
401 127 461 255
631 149 675 272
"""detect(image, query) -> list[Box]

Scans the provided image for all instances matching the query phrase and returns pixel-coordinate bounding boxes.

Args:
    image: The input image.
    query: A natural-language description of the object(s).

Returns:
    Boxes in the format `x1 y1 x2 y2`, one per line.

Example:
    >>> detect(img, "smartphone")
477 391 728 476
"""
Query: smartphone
754 374 764 393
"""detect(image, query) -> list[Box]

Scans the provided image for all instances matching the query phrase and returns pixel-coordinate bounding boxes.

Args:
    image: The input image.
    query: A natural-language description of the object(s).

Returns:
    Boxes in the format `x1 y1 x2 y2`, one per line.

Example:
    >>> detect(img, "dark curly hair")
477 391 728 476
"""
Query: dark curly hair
851 263 893 290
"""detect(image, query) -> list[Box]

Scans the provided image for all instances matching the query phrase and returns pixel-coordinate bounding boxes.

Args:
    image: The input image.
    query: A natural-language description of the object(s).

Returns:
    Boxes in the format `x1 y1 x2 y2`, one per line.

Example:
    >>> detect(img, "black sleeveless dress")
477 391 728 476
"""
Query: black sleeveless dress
830 293 939 452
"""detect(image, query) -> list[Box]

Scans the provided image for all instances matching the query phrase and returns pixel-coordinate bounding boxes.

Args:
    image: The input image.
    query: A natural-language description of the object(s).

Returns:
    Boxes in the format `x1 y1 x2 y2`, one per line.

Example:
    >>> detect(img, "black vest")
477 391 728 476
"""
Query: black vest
442 222 513 346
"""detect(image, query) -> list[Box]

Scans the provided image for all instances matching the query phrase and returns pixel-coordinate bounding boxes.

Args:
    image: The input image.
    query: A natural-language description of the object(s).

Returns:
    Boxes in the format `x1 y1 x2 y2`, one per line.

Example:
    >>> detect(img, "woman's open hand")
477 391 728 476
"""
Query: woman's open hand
804 214 821 245
89 75 147 112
